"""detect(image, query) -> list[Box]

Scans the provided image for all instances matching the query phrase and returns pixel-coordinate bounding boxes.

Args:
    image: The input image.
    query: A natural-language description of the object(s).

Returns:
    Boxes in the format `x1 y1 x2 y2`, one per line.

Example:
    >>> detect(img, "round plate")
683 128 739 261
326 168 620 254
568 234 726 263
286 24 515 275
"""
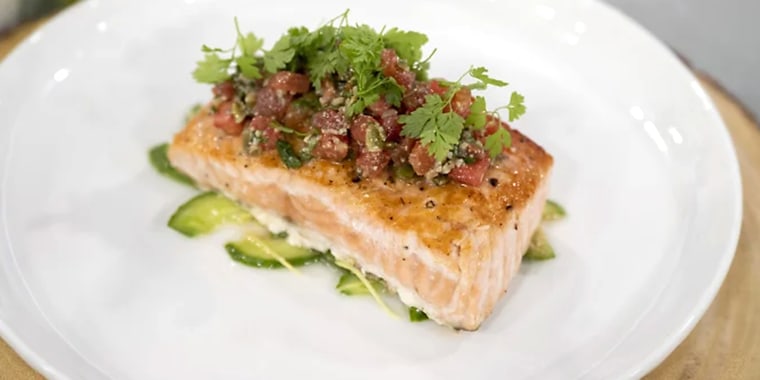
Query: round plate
0 0 742 378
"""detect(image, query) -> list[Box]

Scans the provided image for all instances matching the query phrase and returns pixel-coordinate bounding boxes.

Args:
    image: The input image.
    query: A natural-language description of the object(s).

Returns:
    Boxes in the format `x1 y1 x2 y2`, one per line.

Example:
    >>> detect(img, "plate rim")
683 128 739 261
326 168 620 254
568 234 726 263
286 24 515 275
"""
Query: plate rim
578 2 742 377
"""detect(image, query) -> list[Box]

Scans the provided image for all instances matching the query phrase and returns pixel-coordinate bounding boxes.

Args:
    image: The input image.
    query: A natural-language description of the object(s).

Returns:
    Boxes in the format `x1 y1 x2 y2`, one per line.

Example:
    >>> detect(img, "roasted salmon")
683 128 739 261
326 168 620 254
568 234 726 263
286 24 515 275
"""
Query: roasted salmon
170 15 554 329
168 108 552 330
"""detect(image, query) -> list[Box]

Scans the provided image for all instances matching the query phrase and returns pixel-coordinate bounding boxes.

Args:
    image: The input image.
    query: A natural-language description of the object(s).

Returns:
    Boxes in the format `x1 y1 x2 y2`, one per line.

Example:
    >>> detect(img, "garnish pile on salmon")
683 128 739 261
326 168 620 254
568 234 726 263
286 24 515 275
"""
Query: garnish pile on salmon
168 12 553 330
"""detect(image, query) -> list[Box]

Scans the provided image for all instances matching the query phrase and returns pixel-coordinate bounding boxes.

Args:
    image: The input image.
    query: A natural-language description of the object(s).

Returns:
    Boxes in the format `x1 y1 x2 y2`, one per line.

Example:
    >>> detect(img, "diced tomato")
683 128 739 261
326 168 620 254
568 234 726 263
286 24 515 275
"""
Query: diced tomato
379 109 402 142
429 80 448 96
350 115 378 147
212 80 236 100
312 109 348 135
254 87 291 118
409 140 436 176
248 116 279 149
390 137 415 166
380 49 415 91
213 101 244 136
448 87 473 118
356 149 391 178
312 134 349 161
449 157 490 186
266 71 310 94
482 115 511 136
367 97 391 117
475 116 513 155
402 82 431 113
282 101 313 132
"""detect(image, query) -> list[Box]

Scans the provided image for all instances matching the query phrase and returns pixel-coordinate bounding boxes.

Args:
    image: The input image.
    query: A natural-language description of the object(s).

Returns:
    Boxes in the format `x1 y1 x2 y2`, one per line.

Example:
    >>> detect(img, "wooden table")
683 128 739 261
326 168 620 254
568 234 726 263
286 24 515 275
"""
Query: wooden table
1 17 758 380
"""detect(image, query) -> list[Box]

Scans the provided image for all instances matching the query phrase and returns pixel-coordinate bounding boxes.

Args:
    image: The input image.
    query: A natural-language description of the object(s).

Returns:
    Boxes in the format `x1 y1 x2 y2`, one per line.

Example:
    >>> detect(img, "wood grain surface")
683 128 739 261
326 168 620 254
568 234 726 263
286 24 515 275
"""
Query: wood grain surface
1 16 758 380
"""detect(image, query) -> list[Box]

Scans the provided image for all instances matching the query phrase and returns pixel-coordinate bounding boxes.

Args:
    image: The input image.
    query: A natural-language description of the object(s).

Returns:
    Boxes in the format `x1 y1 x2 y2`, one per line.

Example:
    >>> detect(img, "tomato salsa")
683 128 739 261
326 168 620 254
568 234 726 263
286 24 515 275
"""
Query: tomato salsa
194 11 527 187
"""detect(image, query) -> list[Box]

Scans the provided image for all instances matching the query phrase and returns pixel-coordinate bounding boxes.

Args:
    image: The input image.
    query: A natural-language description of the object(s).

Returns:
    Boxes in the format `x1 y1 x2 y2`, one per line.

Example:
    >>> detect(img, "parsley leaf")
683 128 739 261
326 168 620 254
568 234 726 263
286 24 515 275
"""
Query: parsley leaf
340 25 384 66
423 112 465 161
201 45 228 53
468 66 508 90
263 36 296 73
238 33 263 56
382 28 428 64
340 24 388 115
465 96 487 129
235 55 261 79
399 95 465 161
234 18 264 56
307 48 344 89
507 91 526 121
193 53 232 83
484 127 511 158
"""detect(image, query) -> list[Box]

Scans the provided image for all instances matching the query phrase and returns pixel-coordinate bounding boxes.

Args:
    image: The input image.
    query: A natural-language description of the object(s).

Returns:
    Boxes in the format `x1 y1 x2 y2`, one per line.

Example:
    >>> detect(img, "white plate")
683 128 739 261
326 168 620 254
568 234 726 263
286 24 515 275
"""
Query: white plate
0 0 742 379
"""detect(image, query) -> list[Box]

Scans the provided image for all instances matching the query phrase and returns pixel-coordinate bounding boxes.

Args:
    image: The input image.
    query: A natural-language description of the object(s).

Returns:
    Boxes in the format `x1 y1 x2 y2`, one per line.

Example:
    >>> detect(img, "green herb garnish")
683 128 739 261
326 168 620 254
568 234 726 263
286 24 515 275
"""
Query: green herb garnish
193 10 530 175
193 10 430 117
276 140 303 169
400 66 524 161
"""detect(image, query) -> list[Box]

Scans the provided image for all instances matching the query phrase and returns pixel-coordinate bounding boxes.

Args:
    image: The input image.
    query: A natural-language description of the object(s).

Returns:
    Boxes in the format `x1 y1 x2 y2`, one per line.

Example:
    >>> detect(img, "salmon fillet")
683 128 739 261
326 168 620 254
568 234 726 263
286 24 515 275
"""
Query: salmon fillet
168 107 553 330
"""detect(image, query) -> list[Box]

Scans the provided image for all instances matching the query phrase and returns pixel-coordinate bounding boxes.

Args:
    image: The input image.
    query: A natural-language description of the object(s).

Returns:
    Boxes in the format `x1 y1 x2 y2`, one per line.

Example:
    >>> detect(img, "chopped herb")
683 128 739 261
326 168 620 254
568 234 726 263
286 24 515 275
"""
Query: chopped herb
393 163 415 179
276 140 303 169
271 121 307 136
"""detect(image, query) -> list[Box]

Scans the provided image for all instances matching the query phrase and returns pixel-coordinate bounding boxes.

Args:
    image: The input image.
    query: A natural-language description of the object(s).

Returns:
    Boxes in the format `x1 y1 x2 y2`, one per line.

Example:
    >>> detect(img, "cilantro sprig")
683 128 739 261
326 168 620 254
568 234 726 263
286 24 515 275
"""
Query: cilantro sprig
193 18 263 83
399 95 465 161
193 10 431 117
400 66 526 161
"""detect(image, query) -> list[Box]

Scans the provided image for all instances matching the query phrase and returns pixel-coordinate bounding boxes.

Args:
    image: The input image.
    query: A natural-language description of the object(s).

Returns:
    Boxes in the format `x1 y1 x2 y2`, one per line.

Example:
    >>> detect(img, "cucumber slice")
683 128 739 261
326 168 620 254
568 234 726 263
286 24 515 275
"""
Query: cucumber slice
335 272 384 296
542 199 566 221
168 192 253 237
408 307 429 322
225 235 322 269
148 143 194 186
524 228 556 261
